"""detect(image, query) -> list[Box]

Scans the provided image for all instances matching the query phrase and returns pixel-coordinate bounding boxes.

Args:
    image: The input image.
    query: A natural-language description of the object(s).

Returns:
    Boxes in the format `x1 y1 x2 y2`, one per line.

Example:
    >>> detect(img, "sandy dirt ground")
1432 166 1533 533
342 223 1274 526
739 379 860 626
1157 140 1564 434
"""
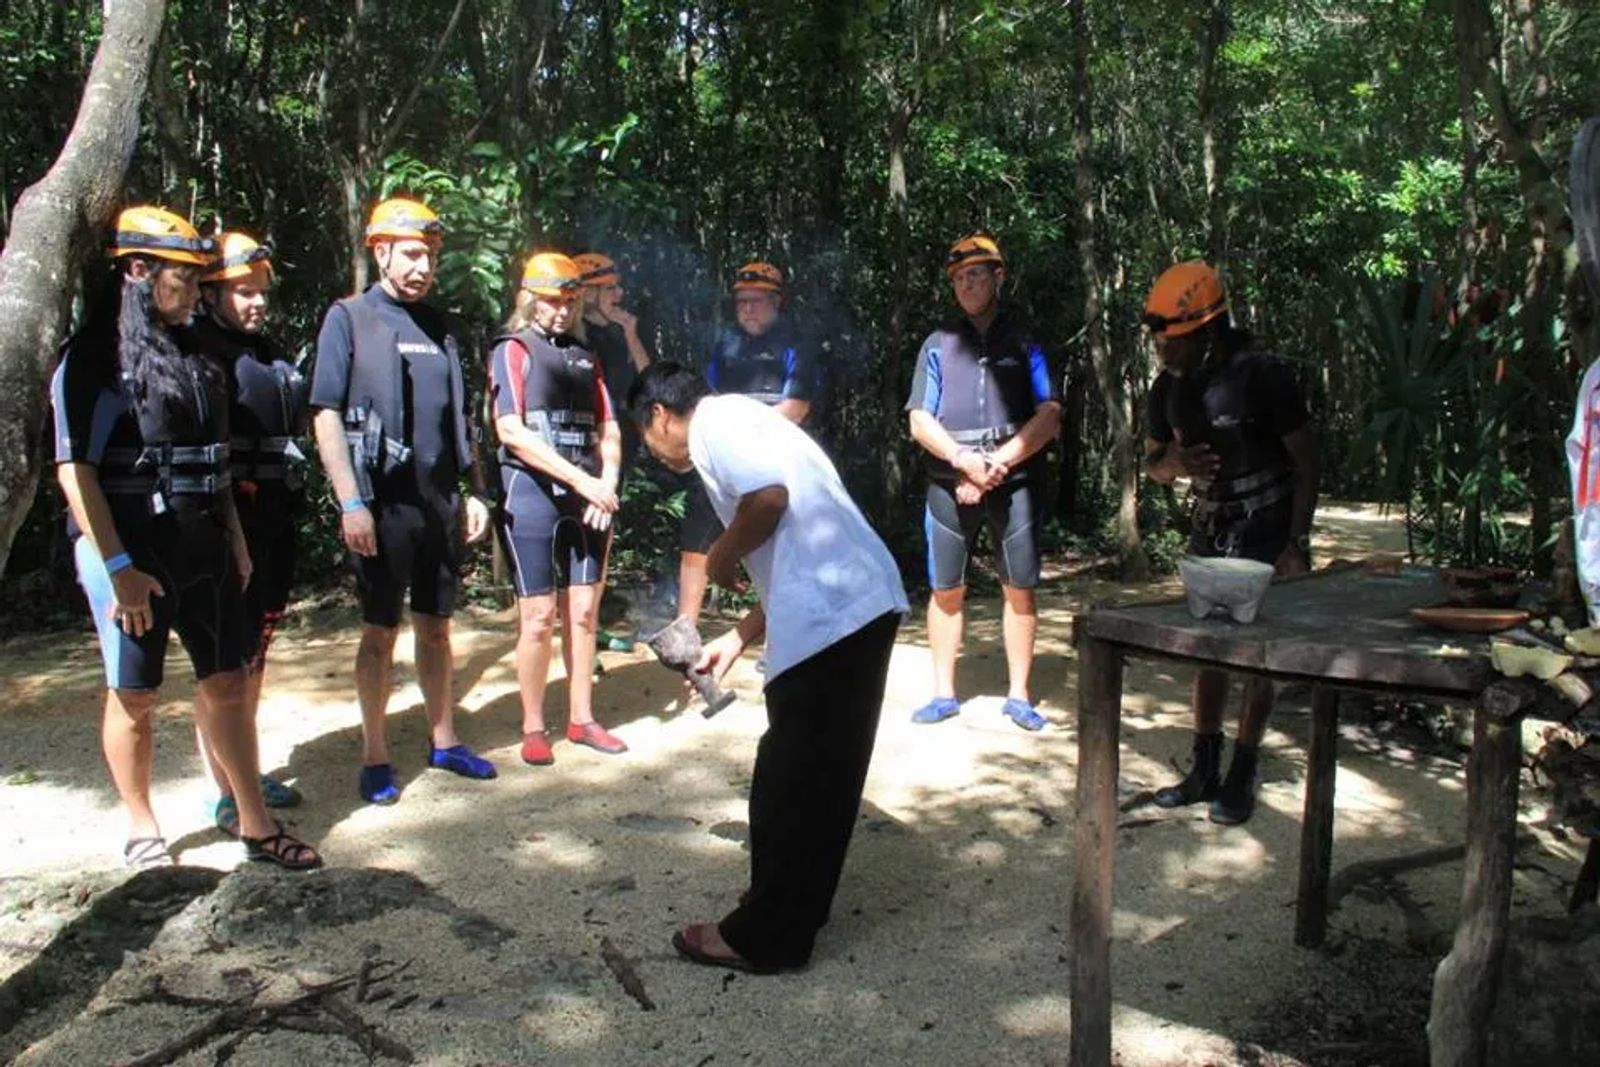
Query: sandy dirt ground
0 503 1587 1066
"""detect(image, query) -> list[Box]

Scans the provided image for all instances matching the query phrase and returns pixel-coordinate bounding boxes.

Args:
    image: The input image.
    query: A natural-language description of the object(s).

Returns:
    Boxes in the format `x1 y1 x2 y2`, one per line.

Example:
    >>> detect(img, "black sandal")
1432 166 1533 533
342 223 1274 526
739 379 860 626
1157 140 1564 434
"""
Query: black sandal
242 830 323 871
123 836 173 869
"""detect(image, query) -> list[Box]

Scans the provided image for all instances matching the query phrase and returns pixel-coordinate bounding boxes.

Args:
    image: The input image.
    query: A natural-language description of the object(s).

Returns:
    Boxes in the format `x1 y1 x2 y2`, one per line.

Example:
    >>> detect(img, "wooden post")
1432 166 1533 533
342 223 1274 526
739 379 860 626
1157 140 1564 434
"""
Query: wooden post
1427 706 1521 1067
1295 686 1340 947
1070 635 1122 1067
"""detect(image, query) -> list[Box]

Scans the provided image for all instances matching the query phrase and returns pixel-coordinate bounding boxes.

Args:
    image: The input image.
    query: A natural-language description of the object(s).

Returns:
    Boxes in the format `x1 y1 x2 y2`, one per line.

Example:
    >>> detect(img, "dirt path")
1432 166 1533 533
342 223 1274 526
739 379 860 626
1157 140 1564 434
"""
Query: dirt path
0 504 1585 1066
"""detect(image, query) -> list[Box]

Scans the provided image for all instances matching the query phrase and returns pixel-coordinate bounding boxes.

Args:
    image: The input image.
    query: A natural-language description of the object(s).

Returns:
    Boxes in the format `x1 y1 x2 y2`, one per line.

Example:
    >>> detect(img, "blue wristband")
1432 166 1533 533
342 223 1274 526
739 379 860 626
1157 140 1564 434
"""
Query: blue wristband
340 498 367 514
104 552 132 575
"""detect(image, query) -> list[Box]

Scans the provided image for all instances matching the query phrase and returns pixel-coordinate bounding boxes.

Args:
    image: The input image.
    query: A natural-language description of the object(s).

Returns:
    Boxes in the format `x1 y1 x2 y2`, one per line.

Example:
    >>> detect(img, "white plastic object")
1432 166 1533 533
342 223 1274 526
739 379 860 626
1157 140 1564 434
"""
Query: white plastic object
1178 556 1276 624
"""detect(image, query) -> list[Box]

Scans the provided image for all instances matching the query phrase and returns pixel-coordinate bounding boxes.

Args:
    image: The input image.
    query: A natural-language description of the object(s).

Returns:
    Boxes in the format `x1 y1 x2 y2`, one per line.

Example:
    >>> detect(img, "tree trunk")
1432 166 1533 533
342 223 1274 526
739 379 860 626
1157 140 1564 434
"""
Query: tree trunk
881 105 914 528
1454 0 1566 574
1070 0 1148 579
1197 0 1232 270
0 0 169 579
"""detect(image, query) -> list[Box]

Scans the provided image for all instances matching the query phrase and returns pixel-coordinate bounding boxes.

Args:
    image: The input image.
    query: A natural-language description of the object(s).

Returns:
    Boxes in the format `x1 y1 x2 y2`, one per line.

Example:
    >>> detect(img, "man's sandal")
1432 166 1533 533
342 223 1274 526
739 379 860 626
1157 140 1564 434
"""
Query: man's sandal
243 830 323 871
123 836 174 869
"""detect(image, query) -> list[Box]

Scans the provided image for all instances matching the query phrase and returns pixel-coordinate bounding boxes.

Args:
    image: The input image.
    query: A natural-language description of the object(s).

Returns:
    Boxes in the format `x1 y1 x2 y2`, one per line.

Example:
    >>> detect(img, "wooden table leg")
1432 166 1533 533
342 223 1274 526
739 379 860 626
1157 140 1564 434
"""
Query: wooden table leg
1070 636 1122 1067
1295 685 1339 947
1427 706 1521 1067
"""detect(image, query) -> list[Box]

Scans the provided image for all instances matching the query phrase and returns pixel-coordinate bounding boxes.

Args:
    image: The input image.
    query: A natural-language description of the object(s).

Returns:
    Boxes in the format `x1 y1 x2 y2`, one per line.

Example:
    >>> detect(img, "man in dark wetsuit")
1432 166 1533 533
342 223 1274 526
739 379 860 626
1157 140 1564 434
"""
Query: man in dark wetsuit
182 231 308 824
310 197 495 805
906 233 1061 733
1142 260 1320 825
678 261 816 625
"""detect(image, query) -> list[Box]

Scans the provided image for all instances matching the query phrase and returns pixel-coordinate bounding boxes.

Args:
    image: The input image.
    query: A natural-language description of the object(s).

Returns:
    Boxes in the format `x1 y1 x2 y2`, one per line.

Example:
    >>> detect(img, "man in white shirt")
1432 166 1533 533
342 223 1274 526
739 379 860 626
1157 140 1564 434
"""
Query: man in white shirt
628 362 909 974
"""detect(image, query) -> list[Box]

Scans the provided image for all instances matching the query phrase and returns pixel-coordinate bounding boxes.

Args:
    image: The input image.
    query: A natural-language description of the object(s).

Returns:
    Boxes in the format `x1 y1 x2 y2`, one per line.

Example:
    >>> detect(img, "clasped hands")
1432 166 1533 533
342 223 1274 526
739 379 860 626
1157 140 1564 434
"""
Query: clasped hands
954 449 1009 505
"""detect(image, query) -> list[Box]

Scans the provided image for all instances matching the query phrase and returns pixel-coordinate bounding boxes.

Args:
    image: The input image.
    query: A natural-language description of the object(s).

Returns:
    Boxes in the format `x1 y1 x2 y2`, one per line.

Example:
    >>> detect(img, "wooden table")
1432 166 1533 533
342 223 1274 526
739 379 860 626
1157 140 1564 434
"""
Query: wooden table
1069 566 1521 1067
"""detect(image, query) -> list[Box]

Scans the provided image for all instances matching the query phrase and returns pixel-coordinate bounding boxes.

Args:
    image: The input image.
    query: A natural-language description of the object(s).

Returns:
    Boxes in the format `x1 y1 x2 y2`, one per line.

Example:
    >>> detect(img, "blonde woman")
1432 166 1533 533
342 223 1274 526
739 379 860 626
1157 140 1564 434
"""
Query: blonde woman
490 253 628 764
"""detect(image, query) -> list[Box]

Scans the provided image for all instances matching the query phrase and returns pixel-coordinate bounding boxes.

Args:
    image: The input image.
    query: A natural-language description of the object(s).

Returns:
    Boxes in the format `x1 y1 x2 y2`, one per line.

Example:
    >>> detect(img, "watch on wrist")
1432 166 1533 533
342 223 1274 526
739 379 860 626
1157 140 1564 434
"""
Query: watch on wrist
1292 534 1312 553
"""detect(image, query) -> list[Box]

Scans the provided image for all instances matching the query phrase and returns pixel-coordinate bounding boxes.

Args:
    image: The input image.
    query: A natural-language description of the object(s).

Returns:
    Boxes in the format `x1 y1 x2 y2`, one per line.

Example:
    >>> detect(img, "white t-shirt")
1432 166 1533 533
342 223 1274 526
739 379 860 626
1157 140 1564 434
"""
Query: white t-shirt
689 394 909 683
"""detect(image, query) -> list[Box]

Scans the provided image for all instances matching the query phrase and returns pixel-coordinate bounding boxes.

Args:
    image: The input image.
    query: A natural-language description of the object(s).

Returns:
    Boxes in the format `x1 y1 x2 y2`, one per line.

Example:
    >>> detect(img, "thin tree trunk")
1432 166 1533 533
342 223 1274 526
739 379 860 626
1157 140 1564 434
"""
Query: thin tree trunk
1455 0 1565 574
1070 0 1147 579
1197 0 1232 270
0 0 169 578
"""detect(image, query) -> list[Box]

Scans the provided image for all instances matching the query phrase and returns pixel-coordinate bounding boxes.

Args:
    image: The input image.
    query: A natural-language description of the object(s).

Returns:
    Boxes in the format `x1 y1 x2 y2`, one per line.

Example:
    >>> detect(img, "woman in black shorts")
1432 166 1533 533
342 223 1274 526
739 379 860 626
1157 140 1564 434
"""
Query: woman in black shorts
51 206 319 870
490 253 628 765
182 232 309 830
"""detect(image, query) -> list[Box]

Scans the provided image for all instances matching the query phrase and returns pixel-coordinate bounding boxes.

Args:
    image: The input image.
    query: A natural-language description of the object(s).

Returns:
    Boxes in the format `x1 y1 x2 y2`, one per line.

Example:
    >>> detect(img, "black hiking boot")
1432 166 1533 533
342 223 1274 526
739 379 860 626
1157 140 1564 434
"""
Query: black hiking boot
1153 732 1223 808
1209 740 1260 825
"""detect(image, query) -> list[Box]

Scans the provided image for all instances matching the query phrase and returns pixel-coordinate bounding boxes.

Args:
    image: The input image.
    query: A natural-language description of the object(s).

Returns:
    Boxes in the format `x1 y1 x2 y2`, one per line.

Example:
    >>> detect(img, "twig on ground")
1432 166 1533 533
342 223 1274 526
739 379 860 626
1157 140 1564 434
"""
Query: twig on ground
600 936 657 1011
111 962 416 1066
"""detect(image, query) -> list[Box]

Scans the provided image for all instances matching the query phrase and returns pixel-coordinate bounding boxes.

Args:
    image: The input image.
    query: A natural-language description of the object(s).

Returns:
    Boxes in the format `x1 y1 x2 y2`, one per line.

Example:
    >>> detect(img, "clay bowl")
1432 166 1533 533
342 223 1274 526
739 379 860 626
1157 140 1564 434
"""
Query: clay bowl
1409 606 1529 633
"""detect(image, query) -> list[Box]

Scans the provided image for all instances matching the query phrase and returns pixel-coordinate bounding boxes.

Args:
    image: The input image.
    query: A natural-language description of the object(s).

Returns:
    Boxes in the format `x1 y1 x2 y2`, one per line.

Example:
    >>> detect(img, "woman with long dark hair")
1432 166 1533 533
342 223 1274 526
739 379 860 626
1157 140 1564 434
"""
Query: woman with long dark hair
489 252 627 766
51 206 320 869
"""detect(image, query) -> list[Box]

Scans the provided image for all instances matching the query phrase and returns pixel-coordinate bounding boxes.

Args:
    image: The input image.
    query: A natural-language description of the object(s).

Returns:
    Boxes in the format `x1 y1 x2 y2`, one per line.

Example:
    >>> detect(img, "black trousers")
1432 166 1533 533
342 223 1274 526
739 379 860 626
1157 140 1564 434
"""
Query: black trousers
718 610 901 970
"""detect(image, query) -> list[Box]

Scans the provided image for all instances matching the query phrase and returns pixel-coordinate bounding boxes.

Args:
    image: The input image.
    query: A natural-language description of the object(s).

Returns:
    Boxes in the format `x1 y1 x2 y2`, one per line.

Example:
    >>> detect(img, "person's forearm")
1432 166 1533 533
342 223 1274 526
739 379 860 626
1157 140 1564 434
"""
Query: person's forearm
623 325 652 371
313 408 364 505
216 488 247 552
989 402 1062 468
773 398 810 425
598 422 622 486
719 486 788 560
909 410 966 463
1143 440 1178 484
58 464 126 560
734 605 767 647
497 418 593 488
1289 459 1320 541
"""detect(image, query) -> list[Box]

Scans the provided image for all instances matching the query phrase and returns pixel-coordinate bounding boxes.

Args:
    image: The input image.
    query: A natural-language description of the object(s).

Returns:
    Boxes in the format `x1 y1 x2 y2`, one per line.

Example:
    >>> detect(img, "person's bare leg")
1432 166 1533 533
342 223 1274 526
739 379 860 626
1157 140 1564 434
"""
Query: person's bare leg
356 623 400 765
412 612 457 748
1000 584 1037 702
927 586 965 699
679 551 710 625
516 593 558 734
194 669 276 839
1235 676 1274 746
563 583 603 726
104 688 161 839
195 668 264 795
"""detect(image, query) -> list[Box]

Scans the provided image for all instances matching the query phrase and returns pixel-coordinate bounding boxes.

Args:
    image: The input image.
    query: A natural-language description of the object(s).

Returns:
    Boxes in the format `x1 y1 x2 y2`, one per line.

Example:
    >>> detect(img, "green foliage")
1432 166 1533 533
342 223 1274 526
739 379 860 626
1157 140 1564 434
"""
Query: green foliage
2 0 1596 606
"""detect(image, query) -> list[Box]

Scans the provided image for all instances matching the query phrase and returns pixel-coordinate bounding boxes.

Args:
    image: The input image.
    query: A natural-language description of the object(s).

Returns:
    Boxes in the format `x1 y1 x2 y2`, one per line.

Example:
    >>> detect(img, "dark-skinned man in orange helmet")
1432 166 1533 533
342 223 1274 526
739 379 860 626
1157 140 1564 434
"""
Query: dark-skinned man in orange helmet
310 197 495 806
1141 260 1320 825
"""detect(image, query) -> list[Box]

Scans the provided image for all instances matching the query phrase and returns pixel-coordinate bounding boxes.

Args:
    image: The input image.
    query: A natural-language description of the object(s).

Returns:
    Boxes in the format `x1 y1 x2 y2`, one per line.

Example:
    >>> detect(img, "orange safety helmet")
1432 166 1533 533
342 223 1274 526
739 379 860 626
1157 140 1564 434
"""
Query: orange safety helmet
520 252 582 297
202 232 274 285
1144 261 1228 338
731 261 784 293
574 252 619 287
945 231 1004 277
110 205 214 266
364 197 443 246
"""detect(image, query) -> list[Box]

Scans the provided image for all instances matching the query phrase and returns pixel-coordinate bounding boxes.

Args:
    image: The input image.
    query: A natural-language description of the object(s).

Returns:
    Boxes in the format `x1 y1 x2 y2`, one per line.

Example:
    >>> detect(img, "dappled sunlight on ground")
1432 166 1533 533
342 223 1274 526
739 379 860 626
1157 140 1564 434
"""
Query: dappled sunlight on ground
0 502 1588 1065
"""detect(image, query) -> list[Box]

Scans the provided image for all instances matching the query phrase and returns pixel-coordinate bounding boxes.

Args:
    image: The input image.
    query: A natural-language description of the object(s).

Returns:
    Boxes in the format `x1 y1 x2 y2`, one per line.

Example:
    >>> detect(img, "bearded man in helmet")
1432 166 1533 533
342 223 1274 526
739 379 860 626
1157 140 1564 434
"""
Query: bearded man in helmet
309 197 495 805
906 232 1062 733
1141 260 1320 825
